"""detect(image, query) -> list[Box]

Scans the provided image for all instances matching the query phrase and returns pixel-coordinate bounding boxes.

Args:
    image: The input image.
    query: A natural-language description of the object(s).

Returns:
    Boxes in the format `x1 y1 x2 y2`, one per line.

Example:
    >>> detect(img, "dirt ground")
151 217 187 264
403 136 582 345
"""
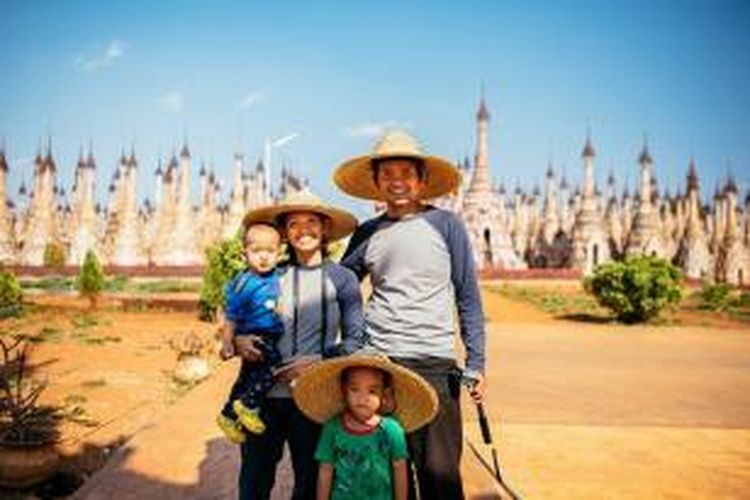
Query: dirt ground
1 294 218 484
2 286 750 498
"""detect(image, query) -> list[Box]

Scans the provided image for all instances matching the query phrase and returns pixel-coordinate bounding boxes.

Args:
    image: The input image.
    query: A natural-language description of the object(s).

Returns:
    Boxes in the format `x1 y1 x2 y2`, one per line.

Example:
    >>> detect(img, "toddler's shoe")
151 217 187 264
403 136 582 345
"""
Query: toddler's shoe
217 413 246 443
233 400 266 434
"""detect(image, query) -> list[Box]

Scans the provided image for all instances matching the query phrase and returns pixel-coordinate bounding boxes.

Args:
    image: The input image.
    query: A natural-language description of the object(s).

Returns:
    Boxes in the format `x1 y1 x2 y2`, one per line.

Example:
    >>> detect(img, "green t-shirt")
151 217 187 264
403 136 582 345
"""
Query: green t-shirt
315 414 408 500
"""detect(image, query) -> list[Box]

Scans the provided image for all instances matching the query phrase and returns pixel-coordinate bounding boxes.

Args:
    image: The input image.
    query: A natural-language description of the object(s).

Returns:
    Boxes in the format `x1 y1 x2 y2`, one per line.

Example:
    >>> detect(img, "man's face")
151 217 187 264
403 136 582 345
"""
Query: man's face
373 158 426 209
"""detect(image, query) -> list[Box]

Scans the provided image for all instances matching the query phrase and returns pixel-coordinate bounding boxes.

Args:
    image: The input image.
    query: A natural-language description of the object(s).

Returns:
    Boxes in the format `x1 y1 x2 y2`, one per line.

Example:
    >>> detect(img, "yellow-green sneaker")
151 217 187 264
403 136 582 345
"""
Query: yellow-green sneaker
217 414 246 443
233 400 266 434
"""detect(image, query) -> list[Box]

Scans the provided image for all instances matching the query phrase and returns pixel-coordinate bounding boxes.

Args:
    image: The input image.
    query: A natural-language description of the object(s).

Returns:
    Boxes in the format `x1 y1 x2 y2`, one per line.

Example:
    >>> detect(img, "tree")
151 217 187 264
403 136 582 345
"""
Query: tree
0 270 23 318
43 242 66 270
76 250 105 308
584 255 683 324
198 237 246 321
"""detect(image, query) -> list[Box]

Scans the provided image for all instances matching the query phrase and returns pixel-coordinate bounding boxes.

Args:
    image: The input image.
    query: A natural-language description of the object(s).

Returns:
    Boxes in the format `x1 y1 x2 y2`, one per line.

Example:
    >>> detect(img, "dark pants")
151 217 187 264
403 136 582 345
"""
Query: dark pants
239 397 321 500
223 340 282 418
391 357 464 500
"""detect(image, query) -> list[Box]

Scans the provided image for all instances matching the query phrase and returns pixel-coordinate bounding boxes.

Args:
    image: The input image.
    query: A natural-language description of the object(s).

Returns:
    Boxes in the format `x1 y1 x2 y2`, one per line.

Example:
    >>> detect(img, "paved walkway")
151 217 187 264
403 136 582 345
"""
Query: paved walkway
72 358 504 499
476 322 750 498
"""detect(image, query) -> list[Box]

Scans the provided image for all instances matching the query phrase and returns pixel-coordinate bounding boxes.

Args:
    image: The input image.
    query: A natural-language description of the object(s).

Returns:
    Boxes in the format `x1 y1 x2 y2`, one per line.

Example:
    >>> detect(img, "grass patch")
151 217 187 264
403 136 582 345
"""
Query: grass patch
683 288 750 325
0 304 25 319
70 331 122 346
37 326 64 343
12 326 64 343
80 378 107 389
166 378 201 404
70 313 100 329
60 394 98 427
20 276 75 291
486 284 604 317
103 275 129 292
133 280 201 294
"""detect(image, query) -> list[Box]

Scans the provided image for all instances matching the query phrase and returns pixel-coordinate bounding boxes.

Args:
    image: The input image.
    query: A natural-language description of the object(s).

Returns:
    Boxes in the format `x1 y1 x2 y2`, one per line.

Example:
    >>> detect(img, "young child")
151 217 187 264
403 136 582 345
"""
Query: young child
291 355 438 500
216 222 284 443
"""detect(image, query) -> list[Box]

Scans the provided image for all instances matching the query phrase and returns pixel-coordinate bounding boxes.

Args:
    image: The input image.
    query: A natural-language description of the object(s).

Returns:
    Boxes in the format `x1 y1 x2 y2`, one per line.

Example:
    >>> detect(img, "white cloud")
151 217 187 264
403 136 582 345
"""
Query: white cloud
344 121 410 138
75 39 127 73
159 91 185 113
270 133 298 148
238 91 265 110
105 40 125 59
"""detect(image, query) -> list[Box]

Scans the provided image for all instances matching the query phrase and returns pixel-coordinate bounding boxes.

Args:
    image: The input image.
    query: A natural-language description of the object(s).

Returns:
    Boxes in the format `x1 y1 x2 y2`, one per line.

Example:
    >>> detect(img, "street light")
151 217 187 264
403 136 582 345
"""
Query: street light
263 133 298 198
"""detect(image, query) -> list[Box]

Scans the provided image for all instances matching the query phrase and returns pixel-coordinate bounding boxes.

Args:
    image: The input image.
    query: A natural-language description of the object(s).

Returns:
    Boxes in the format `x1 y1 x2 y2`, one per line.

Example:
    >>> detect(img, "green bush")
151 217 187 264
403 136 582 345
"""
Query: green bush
584 255 683 324
736 292 750 308
43 242 67 269
76 250 106 307
697 283 732 312
198 237 246 321
0 270 24 318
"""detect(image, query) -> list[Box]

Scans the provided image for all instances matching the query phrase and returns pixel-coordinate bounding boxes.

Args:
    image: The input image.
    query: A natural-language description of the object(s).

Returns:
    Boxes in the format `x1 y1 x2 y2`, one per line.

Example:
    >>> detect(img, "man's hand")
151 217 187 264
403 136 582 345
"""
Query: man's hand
234 335 264 362
273 355 321 383
466 372 487 404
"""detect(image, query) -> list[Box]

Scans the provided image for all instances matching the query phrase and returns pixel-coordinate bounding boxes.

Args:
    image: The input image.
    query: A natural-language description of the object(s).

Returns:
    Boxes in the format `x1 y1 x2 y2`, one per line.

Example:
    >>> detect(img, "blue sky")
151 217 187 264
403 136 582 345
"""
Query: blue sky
2 0 749 216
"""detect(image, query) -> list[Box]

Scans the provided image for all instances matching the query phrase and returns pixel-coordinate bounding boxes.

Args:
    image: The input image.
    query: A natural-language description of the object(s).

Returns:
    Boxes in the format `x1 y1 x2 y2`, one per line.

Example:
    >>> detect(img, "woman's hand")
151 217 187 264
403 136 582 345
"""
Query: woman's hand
219 339 235 360
234 335 264 362
273 355 321 383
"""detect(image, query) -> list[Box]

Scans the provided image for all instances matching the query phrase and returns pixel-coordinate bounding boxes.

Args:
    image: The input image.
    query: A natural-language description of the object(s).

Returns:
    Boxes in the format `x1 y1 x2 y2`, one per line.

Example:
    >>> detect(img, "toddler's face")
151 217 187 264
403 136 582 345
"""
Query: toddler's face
244 224 281 274
342 367 387 424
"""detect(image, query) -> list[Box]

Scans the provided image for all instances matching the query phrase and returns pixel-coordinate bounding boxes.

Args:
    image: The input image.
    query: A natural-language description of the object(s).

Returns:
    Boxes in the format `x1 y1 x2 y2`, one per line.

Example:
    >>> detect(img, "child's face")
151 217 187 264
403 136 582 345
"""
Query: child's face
244 224 281 274
342 367 387 424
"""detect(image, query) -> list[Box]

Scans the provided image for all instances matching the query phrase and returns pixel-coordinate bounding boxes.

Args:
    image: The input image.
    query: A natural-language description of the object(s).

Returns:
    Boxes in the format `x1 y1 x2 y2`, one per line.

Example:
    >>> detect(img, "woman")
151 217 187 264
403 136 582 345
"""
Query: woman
234 191 364 500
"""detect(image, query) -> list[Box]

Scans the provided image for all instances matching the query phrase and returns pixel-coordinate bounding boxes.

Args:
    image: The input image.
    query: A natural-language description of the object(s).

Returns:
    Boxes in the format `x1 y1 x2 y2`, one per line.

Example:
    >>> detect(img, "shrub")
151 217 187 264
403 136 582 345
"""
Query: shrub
584 255 683 324
327 239 345 262
43 242 67 269
198 238 245 321
76 250 105 308
0 337 61 445
0 270 23 318
736 292 750 308
697 283 732 311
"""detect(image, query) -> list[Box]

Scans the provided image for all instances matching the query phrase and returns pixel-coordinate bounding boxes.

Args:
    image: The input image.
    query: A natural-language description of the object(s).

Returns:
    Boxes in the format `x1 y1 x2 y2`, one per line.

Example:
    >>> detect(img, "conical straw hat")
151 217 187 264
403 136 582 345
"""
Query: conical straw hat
242 191 358 241
291 354 438 433
333 130 461 201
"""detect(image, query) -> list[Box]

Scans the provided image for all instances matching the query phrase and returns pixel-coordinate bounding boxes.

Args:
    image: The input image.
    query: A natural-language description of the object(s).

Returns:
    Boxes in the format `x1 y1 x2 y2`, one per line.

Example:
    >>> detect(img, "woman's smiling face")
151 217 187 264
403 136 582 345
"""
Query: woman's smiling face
284 211 326 256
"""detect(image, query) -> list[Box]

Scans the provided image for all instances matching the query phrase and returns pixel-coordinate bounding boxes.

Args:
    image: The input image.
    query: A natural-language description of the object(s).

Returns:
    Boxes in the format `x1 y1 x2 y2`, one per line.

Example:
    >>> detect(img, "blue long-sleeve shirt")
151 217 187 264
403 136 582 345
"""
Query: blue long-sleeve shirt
224 269 284 338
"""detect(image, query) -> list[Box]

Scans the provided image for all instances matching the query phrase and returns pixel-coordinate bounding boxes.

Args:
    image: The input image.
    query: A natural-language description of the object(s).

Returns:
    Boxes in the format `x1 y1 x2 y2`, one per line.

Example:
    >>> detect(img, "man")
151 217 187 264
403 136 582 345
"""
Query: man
335 130 486 500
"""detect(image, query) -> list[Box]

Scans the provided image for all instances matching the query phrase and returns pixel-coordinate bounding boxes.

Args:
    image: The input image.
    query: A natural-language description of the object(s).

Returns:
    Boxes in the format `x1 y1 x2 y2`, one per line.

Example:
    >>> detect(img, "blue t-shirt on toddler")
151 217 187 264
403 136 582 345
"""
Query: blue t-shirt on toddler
224 269 284 337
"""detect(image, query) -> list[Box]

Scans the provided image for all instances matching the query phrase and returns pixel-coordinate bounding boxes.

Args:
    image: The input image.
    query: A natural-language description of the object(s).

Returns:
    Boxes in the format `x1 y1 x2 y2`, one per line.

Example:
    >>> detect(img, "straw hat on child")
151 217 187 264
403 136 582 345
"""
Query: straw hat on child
242 190 358 241
333 129 461 201
291 354 438 433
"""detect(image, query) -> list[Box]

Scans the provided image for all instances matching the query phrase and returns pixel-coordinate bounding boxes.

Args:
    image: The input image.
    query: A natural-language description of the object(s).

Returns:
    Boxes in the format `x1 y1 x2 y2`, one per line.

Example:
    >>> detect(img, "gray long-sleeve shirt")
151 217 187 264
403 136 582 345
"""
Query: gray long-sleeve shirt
342 206 485 373
268 261 364 398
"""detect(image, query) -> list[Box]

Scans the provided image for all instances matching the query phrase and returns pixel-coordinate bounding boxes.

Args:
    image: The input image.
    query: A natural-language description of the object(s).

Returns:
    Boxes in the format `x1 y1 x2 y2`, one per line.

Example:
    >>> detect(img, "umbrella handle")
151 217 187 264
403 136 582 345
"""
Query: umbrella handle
476 402 493 444
460 371 494 444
